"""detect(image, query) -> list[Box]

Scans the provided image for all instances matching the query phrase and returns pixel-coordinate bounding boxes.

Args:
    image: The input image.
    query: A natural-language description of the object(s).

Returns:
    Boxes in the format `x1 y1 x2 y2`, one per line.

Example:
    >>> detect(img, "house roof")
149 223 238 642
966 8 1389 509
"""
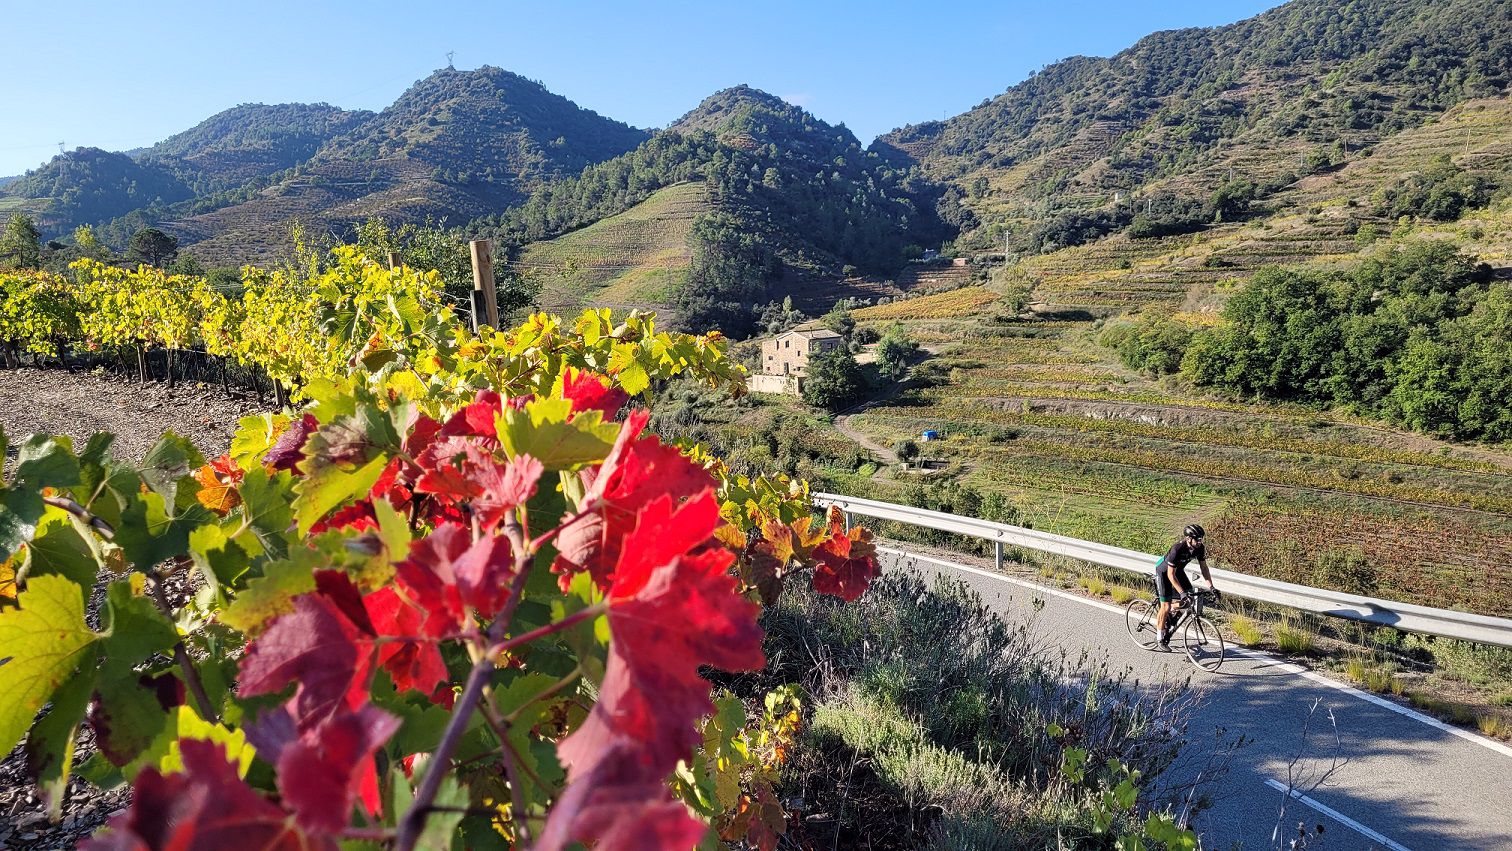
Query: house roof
778 326 842 340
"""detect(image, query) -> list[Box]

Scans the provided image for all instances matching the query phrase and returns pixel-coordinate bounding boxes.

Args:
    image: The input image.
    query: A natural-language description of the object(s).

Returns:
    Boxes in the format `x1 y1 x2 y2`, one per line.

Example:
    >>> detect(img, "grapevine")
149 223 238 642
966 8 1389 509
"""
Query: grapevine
0 246 875 850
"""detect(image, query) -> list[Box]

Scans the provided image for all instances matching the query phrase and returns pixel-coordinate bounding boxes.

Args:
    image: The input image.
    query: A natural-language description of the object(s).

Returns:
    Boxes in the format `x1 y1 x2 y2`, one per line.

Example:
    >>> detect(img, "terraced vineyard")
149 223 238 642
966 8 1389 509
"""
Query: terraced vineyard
1010 98 1512 313
511 181 711 314
834 101 1512 616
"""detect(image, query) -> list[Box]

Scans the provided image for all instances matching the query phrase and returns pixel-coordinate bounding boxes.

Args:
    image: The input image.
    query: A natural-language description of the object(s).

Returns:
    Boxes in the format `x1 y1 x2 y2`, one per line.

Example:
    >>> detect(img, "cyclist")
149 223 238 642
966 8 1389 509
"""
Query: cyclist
1154 524 1217 650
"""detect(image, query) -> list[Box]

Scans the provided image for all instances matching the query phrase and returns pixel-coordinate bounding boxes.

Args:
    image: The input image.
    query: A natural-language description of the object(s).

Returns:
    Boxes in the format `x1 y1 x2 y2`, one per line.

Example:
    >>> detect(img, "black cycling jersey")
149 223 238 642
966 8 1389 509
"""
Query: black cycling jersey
1154 539 1205 602
1161 539 1205 571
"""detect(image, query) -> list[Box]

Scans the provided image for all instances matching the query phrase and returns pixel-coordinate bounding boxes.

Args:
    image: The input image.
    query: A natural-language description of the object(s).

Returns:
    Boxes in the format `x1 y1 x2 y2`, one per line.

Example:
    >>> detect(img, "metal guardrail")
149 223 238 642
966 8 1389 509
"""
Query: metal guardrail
815 492 1512 649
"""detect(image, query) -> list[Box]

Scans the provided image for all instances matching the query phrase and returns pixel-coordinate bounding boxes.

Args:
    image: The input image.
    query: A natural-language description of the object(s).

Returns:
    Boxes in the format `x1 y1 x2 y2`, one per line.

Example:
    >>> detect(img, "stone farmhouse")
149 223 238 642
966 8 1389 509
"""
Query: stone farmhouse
747 326 844 394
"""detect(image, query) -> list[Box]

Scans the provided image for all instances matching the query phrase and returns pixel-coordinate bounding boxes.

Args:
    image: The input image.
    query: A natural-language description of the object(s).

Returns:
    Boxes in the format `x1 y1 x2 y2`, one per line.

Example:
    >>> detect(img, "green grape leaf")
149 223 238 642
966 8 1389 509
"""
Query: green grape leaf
91 671 171 769
230 413 288 471
99 581 179 678
138 432 206 511
498 397 617 471
293 453 387 535
237 466 297 560
113 490 211 570
220 556 317 635
0 486 42 564
27 507 103 597
0 575 99 756
186 522 251 600
15 434 81 490
156 705 256 778
24 648 99 818
75 432 116 501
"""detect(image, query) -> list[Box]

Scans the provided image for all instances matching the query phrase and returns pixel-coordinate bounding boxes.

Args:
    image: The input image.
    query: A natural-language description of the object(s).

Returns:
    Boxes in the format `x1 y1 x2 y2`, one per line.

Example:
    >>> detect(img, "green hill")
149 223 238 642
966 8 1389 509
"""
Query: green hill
1 104 372 241
144 102 372 191
476 85 953 332
517 181 711 315
1 148 194 236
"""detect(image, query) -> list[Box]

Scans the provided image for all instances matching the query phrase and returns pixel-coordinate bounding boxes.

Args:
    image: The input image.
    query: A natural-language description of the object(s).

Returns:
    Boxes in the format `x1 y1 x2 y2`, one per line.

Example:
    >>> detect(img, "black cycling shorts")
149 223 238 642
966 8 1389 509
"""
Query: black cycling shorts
1154 564 1192 602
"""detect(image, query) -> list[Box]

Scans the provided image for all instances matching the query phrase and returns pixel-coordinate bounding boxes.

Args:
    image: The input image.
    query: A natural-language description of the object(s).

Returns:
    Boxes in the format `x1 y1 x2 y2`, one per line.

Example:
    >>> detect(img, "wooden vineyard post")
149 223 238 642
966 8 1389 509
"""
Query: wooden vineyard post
470 239 498 331
137 346 149 384
387 251 400 270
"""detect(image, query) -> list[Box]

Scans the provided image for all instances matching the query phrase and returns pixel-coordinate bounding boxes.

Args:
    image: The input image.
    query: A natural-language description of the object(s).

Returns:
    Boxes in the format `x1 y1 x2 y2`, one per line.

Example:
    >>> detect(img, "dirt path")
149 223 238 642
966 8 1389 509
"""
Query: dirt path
834 413 900 465
0 367 261 466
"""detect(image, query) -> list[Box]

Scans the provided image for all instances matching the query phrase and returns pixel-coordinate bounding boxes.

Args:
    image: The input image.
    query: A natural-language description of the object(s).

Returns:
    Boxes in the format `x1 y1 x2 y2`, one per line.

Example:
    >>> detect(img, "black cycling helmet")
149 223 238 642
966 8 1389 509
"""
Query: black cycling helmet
1184 524 1206 540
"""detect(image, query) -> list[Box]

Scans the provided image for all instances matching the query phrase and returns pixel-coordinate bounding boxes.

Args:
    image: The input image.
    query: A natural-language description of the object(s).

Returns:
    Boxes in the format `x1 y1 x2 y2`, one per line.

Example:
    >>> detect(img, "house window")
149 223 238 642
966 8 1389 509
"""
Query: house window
785 340 790 349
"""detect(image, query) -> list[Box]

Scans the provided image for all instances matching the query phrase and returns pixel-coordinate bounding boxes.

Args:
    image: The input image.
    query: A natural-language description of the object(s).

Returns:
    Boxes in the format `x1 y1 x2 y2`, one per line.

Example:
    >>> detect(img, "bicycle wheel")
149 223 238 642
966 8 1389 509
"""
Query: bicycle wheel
1183 615 1226 672
1125 599 1161 650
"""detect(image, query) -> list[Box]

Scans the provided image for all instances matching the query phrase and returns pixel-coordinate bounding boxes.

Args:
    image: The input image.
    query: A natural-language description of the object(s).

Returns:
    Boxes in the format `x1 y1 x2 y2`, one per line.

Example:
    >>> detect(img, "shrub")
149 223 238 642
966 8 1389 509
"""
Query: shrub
1100 313 1194 376
1372 155 1494 222
1428 638 1512 688
764 572 1200 846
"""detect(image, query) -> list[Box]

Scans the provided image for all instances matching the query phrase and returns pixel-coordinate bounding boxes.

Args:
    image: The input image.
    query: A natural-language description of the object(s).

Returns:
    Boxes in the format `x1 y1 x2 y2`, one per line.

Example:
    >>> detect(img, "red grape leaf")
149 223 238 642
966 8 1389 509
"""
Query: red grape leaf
559 367 628 421
535 741 706 851
263 414 319 472
81 738 329 851
363 586 447 698
237 590 372 731
247 703 400 834
550 490 764 849
394 523 516 635
811 523 879 603
552 413 715 591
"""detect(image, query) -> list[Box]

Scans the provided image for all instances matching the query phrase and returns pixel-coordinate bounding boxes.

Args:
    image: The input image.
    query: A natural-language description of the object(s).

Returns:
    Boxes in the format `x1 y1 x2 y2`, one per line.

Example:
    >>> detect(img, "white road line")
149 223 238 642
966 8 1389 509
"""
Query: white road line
882 546 1512 760
1263 778 1412 851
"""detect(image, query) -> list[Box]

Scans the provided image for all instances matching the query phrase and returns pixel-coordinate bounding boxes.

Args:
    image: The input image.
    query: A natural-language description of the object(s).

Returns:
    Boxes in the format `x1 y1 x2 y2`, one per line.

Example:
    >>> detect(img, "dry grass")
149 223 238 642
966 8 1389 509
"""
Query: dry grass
1080 576 1108 596
1477 715 1509 739
1227 615 1265 646
1274 621 1315 655
1408 691 1480 726
1345 658 1404 695
1108 585 1137 605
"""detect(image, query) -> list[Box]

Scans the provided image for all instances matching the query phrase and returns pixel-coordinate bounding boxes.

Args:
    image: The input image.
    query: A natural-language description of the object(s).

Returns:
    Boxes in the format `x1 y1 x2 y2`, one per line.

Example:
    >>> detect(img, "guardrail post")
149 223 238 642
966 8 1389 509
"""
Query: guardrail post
994 541 1003 571
843 511 852 529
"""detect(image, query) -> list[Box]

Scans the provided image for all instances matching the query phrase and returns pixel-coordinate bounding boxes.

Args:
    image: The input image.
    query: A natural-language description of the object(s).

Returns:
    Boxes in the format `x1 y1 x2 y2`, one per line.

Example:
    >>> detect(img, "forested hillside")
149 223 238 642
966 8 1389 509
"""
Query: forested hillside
0 104 370 241
143 102 372 189
475 86 952 332
0 148 194 236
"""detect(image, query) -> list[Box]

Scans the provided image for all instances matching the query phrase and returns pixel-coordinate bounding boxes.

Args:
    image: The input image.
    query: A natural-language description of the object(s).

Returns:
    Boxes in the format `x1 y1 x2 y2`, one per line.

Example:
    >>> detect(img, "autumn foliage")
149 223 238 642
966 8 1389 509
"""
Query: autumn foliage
0 255 879 851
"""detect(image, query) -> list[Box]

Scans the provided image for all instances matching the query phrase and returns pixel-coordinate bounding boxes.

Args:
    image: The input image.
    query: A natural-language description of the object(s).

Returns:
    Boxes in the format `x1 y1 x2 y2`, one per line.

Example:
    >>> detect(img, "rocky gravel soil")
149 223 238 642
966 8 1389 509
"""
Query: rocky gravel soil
0 367 265 849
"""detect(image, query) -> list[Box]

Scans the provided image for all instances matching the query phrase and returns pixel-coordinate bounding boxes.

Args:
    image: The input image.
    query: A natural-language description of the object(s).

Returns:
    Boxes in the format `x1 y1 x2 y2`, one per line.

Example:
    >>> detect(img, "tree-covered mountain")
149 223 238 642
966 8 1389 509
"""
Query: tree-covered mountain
0 148 195 236
0 104 371 240
143 102 372 190
165 67 650 264
471 85 952 332
876 0 1512 253
312 66 647 197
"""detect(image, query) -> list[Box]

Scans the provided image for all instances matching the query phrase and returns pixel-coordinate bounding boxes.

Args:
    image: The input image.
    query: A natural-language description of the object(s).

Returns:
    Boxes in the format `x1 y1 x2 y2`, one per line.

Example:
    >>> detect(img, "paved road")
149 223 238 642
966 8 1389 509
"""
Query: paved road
879 548 1512 851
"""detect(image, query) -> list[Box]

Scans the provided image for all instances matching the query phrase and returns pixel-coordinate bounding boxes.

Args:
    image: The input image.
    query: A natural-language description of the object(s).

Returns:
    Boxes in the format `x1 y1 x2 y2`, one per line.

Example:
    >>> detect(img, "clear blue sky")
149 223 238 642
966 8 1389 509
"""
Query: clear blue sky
0 0 1282 177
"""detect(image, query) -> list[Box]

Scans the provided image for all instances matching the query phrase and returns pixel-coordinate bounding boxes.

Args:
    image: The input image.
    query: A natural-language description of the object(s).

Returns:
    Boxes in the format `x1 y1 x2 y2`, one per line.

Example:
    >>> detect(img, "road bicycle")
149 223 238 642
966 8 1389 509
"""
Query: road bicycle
1125 583 1226 672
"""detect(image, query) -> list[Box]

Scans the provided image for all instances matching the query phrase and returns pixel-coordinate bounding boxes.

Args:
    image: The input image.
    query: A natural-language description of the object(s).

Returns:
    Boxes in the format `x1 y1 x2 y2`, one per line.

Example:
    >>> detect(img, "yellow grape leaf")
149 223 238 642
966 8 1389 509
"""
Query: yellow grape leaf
0 551 18 603
0 575 99 756
159 705 256 778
